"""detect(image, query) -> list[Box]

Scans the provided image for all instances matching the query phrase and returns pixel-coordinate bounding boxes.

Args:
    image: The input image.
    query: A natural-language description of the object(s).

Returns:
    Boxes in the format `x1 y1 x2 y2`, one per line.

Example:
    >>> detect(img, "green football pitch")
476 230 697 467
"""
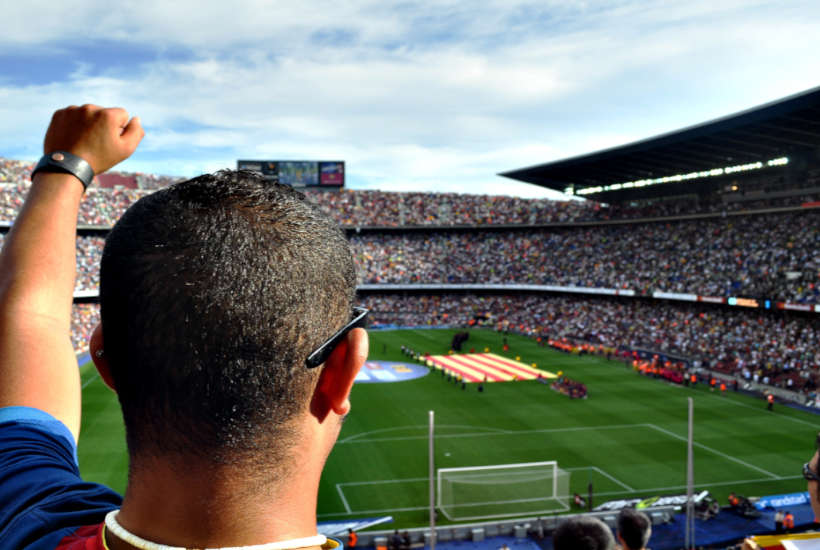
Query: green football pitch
77 328 818 528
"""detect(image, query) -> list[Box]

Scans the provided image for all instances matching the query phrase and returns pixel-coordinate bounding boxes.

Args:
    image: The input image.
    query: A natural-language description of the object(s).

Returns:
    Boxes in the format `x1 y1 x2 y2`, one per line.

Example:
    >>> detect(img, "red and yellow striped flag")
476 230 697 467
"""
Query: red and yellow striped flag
426 353 556 382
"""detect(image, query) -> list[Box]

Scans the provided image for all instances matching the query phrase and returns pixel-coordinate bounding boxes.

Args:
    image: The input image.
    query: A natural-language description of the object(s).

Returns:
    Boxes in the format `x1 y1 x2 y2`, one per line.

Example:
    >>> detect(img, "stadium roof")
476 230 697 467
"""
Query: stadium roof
500 86 820 201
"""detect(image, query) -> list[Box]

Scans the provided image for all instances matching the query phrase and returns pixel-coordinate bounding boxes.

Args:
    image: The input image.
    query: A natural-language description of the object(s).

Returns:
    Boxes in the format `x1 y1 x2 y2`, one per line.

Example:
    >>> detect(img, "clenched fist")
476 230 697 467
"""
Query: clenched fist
43 104 144 175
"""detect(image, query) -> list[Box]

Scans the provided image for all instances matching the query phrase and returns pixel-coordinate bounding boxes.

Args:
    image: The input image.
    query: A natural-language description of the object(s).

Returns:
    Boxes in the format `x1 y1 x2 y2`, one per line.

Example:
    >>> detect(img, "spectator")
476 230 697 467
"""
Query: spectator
784 510 795 533
553 517 615 550
616 508 652 550
0 105 368 548
389 529 402 550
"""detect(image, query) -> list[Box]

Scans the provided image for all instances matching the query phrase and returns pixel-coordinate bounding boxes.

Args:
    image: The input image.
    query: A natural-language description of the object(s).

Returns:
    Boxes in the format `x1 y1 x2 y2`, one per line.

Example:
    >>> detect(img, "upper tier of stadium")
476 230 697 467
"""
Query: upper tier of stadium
2 157 819 229
501 85 820 204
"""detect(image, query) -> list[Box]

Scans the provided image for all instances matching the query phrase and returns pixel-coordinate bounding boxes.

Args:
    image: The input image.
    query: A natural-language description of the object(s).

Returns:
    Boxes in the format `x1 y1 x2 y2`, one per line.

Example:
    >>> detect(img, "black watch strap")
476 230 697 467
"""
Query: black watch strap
31 151 95 190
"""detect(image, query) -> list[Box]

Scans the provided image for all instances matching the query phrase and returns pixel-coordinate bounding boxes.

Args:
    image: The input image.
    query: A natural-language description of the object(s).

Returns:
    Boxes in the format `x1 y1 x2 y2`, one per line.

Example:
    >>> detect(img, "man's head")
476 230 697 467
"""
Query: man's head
95 170 361 472
616 508 652 550
553 517 615 550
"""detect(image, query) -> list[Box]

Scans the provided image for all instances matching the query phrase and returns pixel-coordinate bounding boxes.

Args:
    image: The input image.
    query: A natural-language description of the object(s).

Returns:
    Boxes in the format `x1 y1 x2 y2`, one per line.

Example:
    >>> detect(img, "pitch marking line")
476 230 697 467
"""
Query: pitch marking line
340 424 508 444
335 484 352 513
645 423 779 479
590 474 807 499
564 466 634 492
339 477 428 487
338 423 644 445
583 466 634 492
81 373 99 389
666 380 820 429
319 505 429 517
320 474 806 518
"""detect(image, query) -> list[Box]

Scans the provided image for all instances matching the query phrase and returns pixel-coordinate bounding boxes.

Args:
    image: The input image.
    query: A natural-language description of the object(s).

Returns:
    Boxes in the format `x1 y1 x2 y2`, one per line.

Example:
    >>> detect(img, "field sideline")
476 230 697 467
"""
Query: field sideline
77 328 818 528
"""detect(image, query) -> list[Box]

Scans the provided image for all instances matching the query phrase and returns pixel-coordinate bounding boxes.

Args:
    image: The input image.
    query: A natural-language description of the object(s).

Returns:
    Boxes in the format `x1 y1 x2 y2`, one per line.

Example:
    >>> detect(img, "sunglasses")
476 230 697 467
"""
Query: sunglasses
305 307 369 368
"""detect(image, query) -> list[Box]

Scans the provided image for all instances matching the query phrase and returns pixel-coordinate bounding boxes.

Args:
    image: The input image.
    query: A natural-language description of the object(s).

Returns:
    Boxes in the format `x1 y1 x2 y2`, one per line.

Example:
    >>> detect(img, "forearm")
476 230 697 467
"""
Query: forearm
0 105 143 440
0 173 85 437
0 173 84 326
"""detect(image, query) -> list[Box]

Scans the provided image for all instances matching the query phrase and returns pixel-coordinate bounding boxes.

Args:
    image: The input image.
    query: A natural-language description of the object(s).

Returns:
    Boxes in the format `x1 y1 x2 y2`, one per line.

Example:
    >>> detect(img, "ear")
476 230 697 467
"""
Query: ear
312 328 368 419
89 323 116 392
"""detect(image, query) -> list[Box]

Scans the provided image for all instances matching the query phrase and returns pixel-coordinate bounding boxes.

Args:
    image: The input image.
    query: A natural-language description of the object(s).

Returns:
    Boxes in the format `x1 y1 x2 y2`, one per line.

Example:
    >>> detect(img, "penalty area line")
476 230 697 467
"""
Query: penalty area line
335 484 352 514
591 466 635 492
565 466 634 492
645 423 779 479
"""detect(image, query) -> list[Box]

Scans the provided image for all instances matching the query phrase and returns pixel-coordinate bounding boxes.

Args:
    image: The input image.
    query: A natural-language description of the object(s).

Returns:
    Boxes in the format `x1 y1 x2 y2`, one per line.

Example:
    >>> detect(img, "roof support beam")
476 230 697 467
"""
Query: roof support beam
732 129 817 148
758 122 820 140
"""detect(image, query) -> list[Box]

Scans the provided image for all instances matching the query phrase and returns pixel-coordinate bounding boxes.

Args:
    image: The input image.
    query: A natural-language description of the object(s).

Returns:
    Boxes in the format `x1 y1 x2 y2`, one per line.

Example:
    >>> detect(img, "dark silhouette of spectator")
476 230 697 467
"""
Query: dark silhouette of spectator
553 516 615 550
616 508 652 550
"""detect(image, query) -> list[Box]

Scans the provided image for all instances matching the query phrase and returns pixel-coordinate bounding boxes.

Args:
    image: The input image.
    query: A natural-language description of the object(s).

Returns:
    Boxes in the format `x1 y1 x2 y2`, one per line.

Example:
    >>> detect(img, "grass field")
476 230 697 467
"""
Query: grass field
77 328 818 528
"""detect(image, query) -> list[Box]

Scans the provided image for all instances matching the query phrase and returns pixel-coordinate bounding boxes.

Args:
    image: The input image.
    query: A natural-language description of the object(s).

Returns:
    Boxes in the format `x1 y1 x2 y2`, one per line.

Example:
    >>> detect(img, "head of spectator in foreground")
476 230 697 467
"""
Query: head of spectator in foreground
91 170 367 483
616 508 652 550
553 516 615 550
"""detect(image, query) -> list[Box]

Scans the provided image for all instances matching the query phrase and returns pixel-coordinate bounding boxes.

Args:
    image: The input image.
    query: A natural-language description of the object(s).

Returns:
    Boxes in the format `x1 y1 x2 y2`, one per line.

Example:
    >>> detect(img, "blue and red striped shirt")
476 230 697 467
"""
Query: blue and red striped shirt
0 407 120 549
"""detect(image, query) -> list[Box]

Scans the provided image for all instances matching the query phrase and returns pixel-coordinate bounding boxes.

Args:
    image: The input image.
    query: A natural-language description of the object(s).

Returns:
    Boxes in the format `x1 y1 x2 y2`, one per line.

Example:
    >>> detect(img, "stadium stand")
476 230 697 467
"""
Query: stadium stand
3 157 819 228
352 212 820 302
6 87 818 550
2 153 819 407
359 294 819 396
43 207 820 304
69 293 818 399
1 159 816 408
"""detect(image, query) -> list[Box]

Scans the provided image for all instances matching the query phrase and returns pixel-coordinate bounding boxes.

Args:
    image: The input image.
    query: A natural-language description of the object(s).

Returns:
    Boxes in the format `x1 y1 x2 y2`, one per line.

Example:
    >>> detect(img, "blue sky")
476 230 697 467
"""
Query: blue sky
1 1 818 198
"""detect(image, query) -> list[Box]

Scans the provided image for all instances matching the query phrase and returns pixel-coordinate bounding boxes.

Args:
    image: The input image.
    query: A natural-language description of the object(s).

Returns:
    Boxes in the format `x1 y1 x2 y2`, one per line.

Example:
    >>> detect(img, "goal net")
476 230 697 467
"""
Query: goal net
437 461 570 521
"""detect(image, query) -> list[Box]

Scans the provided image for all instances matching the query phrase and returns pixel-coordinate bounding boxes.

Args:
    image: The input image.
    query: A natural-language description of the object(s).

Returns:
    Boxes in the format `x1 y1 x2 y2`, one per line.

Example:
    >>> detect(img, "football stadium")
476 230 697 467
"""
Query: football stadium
2 90 820 548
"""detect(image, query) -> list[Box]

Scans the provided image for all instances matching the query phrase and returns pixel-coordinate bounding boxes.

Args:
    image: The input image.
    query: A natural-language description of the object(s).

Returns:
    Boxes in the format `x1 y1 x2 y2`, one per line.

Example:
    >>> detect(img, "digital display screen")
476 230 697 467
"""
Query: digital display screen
237 160 345 187
319 161 345 186
279 161 318 187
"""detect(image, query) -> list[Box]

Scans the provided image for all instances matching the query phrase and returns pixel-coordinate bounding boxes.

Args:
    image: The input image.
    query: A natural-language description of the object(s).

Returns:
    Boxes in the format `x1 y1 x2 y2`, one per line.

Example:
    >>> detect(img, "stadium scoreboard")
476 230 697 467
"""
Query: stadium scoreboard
236 160 345 188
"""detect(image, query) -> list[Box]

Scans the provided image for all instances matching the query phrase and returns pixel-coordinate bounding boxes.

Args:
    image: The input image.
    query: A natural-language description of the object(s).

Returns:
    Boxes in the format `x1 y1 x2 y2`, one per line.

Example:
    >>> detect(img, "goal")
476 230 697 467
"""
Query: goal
437 461 570 521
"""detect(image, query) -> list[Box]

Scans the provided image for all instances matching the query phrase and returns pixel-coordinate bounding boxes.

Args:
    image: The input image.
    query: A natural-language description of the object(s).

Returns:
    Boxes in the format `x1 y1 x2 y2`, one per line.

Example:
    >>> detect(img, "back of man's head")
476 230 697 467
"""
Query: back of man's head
616 508 652 550
100 170 356 471
553 517 615 550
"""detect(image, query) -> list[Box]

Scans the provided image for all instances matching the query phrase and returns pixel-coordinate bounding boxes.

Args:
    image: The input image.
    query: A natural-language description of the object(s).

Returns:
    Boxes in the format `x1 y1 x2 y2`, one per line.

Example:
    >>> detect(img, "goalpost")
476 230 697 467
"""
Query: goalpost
436 461 571 521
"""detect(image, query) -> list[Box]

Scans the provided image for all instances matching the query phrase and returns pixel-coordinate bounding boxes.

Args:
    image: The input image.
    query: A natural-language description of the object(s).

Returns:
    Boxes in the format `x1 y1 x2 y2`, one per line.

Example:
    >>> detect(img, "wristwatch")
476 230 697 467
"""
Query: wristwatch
31 151 95 190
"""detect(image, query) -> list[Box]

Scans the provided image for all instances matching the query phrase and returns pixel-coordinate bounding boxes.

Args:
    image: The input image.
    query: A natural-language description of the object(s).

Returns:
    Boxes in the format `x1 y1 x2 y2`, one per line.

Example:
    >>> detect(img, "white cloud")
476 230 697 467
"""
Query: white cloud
1 1 819 197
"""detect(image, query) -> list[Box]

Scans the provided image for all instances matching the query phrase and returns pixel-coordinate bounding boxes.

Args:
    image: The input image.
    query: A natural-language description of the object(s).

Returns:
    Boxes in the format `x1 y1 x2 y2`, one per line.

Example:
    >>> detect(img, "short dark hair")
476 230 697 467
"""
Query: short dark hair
100 171 356 468
553 517 615 550
616 508 652 550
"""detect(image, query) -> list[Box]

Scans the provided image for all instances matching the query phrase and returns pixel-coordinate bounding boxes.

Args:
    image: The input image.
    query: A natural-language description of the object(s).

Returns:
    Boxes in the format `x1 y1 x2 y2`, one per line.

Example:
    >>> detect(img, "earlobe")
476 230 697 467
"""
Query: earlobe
89 323 116 392
312 328 368 419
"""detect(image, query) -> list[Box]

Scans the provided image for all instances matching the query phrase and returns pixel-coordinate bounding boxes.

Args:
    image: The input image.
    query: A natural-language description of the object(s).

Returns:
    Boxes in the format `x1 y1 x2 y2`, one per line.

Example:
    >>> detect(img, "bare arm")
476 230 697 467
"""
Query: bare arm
0 105 144 441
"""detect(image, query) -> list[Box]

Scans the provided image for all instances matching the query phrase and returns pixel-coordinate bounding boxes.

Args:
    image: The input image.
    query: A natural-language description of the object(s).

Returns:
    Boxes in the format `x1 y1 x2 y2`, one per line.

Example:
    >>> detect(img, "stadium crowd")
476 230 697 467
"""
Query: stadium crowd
353 211 820 303
71 304 100 353
30 209 820 304
2 156 818 228
55 210 819 303
7 156 819 393
360 293 820 395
